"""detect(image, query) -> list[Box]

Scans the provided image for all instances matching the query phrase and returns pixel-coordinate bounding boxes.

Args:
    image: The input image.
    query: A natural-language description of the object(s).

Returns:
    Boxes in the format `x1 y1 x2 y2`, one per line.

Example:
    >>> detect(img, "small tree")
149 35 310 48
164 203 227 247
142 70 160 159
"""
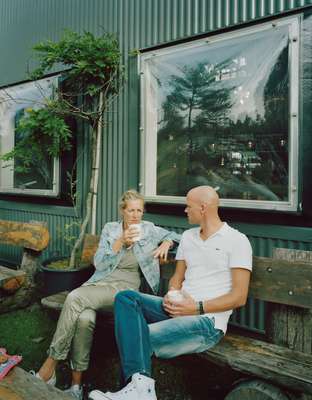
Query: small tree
0 30 124 268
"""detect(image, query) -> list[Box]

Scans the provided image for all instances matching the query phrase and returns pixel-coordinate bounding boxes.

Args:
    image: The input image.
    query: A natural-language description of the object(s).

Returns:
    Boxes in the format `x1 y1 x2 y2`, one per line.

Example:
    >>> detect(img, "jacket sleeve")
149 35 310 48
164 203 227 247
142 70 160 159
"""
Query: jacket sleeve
152 224 181 245
93 224 119 271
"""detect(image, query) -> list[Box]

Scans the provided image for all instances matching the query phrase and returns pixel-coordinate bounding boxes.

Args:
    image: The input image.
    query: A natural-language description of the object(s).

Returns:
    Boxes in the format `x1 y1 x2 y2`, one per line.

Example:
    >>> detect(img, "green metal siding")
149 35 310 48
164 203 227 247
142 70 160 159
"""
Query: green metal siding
0 0 312 258
1 0 312 333
0 0 311 246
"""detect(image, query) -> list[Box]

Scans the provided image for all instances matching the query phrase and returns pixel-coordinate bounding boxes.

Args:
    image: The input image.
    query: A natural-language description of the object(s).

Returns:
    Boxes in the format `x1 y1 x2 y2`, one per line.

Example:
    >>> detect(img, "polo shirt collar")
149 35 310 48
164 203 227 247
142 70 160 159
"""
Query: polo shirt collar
197 222 228 241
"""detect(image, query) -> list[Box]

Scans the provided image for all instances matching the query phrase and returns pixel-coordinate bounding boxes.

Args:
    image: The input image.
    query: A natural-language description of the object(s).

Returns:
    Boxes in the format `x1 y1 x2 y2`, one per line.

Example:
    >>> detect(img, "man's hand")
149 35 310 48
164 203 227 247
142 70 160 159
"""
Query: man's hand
163 291 198 317
153 240 173 261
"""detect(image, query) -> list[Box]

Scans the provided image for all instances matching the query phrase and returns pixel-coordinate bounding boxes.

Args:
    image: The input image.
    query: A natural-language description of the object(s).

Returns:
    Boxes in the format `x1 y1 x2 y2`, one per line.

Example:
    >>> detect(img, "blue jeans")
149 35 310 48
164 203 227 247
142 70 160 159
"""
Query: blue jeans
114 290 224 382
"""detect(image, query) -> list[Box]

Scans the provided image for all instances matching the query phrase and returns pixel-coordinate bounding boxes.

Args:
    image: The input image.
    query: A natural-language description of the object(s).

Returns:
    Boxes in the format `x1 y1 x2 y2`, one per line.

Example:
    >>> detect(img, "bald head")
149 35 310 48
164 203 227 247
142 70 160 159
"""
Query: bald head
187 186 219 209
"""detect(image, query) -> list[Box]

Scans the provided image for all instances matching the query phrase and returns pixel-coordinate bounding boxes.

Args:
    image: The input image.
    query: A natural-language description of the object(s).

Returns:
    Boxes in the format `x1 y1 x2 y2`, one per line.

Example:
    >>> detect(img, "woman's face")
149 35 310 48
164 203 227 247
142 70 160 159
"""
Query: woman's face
121 199 144 228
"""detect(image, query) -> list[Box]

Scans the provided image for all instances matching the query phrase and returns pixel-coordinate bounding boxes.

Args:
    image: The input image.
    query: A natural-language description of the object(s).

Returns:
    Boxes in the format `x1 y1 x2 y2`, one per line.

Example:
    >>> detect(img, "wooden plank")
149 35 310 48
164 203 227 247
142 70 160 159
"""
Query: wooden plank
41 291 69 310
266 250 312 354
0 220 49 252
0 367 72 400
0 266 26 292
200 334 312 395
274 248 312 264
249 257 312 308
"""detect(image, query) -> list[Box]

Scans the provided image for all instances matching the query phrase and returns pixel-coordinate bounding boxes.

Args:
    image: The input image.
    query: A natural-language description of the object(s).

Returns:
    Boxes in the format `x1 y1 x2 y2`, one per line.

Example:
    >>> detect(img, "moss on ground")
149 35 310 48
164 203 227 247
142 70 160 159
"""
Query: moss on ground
0 305 239 399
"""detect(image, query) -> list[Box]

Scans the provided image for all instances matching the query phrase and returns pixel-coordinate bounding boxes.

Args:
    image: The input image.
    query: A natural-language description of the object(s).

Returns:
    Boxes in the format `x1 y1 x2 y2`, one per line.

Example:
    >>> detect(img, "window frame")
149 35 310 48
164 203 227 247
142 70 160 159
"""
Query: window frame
139 15 300 212
0 76 61 197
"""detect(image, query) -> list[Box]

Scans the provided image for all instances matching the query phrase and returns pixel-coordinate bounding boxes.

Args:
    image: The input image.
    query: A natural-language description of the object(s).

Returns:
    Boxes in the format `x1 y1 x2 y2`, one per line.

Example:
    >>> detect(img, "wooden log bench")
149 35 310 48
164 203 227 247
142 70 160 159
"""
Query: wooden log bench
41 234 312 400
0 219 49 314
0 367 73 400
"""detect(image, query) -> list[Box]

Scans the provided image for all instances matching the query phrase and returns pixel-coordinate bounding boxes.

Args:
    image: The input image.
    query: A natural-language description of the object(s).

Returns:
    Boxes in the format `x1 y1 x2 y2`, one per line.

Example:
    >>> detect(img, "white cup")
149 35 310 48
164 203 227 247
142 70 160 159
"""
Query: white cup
129 223 141 242
167 289 184 303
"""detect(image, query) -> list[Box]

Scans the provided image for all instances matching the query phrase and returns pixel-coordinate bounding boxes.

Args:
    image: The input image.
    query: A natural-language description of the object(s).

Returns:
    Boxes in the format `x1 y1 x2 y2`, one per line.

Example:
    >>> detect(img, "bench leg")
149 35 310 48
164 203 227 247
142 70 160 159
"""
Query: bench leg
224 379 289 400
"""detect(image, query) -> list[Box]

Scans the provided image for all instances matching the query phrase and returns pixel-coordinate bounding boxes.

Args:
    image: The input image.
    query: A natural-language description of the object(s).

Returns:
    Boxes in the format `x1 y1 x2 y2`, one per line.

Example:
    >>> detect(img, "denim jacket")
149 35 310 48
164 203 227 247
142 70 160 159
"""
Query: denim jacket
86 220 181 294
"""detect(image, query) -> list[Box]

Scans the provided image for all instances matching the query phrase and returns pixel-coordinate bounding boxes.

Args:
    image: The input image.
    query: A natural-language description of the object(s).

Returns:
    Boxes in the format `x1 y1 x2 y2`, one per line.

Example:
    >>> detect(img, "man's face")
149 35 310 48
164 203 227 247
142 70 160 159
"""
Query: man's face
184 195 202 224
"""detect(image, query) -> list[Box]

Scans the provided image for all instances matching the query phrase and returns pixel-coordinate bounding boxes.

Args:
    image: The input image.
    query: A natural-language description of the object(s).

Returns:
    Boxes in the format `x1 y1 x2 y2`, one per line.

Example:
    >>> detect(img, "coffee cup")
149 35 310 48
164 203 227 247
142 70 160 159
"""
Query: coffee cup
129 223 141 242
167 289 184 303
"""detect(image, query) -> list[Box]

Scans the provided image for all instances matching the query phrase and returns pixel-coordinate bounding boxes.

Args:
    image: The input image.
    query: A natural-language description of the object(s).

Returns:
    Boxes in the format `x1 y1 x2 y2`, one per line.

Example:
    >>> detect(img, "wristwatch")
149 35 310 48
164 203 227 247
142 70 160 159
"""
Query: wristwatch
198 301 205 315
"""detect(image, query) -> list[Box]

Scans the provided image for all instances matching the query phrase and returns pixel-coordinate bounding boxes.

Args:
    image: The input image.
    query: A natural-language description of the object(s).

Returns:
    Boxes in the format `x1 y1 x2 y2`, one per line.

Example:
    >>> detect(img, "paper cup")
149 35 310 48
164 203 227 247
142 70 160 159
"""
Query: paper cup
129 223 141 242
167 290 184 302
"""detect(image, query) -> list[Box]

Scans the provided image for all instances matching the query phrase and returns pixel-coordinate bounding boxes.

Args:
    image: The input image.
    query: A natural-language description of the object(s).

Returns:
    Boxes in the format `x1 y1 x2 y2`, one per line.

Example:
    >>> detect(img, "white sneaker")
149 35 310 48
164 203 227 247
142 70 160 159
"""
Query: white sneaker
64 384 83 400
88 373 157 400
29 369 56 386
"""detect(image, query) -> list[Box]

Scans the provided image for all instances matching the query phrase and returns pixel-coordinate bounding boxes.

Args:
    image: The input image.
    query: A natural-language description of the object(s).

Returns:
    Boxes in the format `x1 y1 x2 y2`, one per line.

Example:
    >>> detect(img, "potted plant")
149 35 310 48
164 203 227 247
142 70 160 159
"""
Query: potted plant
0 30 124 295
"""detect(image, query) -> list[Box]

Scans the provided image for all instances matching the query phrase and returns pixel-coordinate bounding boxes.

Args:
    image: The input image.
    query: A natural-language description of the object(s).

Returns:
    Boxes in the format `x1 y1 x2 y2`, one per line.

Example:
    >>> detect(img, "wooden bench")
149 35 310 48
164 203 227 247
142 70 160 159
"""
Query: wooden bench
41 234 312 400
0 219 49 314
0 367 74 400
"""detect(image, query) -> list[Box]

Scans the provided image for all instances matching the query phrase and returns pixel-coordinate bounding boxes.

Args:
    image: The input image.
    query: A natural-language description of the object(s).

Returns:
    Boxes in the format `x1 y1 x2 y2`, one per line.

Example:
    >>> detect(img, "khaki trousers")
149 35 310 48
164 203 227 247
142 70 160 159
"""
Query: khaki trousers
48 283 131 371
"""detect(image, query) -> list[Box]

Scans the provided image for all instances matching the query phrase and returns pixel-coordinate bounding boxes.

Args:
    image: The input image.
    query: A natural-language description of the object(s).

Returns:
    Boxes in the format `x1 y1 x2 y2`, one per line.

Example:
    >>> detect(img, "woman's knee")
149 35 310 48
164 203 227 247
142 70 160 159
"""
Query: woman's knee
64 287 90 308
77 309 96 330
65 288 81 304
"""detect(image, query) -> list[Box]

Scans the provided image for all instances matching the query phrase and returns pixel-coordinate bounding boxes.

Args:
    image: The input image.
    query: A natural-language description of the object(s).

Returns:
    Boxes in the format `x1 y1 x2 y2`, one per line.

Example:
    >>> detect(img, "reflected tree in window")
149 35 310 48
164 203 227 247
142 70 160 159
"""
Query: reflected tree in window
152 24 291 202
157 61 233 195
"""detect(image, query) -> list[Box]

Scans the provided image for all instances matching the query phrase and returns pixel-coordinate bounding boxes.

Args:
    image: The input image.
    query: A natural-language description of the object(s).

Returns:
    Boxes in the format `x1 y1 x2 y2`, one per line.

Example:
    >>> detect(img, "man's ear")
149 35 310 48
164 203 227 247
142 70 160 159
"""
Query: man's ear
200 203 206 214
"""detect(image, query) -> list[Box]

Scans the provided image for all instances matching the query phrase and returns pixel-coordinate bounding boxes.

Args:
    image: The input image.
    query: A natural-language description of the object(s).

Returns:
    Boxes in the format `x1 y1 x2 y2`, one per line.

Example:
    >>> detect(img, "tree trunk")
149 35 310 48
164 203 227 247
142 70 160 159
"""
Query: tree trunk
69 94 103 268
0 249 41 313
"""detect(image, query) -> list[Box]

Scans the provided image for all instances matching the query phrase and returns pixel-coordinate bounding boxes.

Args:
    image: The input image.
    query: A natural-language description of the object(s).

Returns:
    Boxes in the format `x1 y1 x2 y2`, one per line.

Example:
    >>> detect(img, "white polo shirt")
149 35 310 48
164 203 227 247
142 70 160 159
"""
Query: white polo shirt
176 223 252 333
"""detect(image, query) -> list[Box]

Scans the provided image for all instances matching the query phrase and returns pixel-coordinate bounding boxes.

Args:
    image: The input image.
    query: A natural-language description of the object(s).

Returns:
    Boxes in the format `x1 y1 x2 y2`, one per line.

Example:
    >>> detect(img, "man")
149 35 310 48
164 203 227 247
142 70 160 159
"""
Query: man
89 186 252 400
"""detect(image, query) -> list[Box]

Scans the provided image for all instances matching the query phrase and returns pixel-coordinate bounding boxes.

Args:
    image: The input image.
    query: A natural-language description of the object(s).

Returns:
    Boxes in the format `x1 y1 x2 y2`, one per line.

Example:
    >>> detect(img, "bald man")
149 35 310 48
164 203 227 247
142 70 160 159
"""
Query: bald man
89 186 252 400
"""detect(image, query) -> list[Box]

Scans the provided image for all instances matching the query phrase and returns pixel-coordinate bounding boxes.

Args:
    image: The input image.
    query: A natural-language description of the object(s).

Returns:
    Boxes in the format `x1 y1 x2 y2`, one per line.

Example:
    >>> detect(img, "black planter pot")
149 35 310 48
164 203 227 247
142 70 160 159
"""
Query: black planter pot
40 258 95 296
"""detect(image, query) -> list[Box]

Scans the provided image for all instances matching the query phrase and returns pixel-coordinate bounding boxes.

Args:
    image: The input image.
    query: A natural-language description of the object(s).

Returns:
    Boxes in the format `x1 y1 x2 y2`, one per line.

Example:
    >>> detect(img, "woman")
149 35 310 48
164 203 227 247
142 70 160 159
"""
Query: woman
33 190 180 399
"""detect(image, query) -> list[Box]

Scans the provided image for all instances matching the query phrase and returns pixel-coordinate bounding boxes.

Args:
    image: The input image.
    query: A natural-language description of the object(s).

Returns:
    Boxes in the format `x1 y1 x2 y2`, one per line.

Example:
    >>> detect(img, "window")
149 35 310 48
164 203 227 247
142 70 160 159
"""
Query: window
0 77 60 196
140 17 299 211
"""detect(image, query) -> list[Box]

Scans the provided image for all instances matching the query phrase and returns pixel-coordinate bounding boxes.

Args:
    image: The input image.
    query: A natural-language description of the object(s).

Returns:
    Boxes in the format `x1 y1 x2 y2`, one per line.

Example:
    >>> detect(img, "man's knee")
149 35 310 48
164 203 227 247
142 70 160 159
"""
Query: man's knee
115 289 139 303
115 289 140 306
77 309 96 330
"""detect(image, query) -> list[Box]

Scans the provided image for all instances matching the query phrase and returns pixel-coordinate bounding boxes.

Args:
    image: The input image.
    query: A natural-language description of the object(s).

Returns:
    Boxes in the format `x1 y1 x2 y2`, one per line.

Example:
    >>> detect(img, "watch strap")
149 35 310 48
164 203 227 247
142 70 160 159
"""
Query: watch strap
198 301 205 315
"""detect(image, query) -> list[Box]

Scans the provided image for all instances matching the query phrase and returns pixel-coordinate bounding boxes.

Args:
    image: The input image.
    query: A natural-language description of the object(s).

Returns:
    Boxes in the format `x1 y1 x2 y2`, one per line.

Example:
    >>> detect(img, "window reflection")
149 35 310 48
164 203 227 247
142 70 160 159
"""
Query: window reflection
144 23 293 204
0 77 59 196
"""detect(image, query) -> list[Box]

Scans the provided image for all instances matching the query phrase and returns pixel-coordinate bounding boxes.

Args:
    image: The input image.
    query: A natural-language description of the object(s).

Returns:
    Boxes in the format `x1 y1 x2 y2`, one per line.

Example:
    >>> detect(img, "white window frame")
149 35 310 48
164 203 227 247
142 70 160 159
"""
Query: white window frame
139 16 300 211
0 77 60 197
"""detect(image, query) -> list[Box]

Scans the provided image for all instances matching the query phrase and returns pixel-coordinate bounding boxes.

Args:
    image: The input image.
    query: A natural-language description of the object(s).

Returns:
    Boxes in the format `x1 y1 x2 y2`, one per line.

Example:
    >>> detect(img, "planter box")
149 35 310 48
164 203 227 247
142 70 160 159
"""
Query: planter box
40 260 94 296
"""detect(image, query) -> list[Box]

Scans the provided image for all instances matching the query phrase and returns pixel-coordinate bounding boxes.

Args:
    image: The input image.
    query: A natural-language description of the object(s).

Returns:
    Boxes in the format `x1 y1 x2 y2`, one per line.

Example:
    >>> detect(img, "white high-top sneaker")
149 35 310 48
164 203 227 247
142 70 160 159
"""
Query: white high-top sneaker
88 373 157 400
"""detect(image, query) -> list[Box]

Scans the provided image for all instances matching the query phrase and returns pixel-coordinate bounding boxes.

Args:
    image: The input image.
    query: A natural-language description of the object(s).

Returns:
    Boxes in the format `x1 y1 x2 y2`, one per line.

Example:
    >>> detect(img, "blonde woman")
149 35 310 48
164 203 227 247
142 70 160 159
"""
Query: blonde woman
33 190 180 399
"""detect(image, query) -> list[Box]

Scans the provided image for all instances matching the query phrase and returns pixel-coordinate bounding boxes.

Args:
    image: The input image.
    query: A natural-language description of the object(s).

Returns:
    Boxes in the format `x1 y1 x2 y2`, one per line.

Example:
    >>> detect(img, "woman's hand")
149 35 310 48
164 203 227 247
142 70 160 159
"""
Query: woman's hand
163 291 198 317
153 240 173 261
122 226 141 248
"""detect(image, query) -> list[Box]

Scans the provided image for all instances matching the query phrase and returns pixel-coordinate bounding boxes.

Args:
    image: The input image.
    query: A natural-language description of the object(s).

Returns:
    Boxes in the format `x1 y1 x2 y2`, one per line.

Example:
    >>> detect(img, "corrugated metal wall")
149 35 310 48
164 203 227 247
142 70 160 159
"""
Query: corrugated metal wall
0 206 80 264
1 0 312 226
1 0 312 332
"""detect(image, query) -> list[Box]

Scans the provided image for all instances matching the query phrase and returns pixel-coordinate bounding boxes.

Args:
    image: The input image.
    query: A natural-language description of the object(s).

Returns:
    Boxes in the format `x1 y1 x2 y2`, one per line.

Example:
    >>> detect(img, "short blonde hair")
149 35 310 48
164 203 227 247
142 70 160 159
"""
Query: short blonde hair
118 189 145 211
